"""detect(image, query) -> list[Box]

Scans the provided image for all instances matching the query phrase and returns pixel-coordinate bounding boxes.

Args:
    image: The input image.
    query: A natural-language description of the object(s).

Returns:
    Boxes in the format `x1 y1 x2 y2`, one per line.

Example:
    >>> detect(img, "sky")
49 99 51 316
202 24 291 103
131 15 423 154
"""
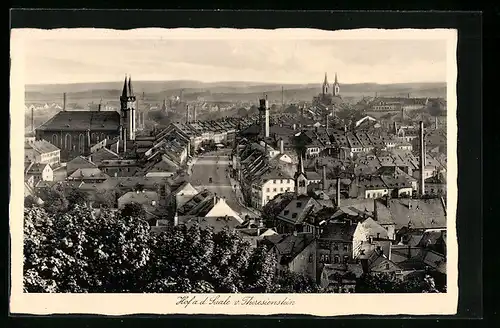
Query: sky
20 29 449 85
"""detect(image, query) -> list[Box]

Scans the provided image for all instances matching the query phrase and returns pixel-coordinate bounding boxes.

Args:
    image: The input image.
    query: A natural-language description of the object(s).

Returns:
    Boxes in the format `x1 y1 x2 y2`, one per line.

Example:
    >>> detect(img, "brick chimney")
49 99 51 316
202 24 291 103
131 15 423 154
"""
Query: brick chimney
373 198 378 220
336 177 341 207
322 165 327 191
419 121 425 196
279 139 284 154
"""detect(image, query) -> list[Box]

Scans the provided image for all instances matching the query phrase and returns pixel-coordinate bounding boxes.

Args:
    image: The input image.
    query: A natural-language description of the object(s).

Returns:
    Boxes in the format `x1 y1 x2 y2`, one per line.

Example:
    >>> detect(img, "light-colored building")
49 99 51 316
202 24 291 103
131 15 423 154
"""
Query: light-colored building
24 140 60 166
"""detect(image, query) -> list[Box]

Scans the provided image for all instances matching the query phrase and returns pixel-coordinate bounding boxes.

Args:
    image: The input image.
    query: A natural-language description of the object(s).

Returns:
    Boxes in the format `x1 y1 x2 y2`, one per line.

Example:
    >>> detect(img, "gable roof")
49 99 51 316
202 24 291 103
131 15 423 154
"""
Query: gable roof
263 232 315 264
386 198 446 230
37 110 121 131
90 147 119 165
68 167 109 180
277 196 323 225
179 216 241 233
29 140 60 154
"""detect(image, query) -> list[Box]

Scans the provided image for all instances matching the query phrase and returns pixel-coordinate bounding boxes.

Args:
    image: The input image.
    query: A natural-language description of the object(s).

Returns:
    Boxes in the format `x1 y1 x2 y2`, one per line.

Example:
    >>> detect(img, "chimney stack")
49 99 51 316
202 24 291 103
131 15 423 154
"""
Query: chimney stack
336 177 341 207
435 116 438 130
279 139 284 154
293 123 296 130
123 129 127 154
186 104 190 123
326 113 329 130
322 165 327 191
31 107 34 133
193 105 197 122
63 93 66 111
419 121 425 196
258 96 270 138
408 93 411 99
373 198 378 220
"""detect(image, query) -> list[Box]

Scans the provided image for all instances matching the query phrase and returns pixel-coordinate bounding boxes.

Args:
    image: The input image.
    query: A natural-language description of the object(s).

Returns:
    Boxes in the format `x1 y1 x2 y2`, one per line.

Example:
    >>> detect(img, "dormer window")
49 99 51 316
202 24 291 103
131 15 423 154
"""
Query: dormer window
284 210 289 216
291 213 297 219
296 202 302 208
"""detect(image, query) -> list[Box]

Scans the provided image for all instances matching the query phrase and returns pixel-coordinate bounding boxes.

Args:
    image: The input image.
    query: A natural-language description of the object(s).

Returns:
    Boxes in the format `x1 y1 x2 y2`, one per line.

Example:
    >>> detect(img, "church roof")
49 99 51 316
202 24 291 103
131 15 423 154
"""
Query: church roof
37 111 121 132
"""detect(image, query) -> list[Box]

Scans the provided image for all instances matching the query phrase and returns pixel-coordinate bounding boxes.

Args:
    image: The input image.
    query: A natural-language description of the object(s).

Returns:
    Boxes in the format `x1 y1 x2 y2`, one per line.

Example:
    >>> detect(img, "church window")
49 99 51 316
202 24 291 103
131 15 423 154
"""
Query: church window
333 243 339 251
79 134 85 152
333 255 340 264
343 256 349 264
343 244 348 252
52 134 58 147
65 134 72 150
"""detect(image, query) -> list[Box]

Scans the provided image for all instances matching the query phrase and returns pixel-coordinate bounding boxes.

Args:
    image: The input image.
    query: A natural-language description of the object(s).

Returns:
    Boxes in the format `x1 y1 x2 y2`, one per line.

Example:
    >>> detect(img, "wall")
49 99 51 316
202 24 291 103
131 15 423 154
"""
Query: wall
42 165 54 181
287 240 317 280
260 179 295 208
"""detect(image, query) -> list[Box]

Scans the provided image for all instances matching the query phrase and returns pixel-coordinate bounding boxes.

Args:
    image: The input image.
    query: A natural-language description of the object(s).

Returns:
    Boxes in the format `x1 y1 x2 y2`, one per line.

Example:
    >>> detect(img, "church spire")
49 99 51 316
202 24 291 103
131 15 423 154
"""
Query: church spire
334 72 338 84
121 75 129 98
324 72 329 85
298 152 305 175
322 72 329 95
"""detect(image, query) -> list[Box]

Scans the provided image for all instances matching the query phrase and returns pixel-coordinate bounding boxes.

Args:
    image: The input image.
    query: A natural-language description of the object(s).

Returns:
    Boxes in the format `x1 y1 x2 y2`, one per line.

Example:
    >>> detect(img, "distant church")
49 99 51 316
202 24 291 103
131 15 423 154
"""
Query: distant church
313 72 342 107
36 75 138 161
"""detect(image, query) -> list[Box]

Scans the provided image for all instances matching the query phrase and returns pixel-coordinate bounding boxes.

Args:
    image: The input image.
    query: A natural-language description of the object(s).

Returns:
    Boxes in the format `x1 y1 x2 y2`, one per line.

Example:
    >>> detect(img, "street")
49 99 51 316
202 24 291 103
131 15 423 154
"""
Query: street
189 149 257 219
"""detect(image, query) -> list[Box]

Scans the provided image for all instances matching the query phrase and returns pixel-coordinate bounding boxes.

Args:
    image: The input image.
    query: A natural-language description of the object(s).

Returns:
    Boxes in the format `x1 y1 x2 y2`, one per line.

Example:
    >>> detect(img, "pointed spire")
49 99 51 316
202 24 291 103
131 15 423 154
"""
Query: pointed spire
324 72 329 84
121 75 129 98
128 75 134 96
297 151 305 175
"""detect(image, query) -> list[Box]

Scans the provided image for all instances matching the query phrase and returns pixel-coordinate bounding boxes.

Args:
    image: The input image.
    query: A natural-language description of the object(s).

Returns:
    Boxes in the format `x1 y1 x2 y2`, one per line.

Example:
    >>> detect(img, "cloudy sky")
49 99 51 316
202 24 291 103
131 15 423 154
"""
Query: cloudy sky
20 29 449 85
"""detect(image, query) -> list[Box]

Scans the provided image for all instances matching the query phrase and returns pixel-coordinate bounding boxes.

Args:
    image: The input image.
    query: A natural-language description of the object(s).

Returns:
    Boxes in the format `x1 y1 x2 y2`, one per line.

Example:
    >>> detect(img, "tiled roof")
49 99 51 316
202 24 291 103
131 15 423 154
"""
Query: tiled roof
37 110 121 131
386 198 446 230
179 216 241 233
30 140 60 153
320 221 358 242
263 232 315 263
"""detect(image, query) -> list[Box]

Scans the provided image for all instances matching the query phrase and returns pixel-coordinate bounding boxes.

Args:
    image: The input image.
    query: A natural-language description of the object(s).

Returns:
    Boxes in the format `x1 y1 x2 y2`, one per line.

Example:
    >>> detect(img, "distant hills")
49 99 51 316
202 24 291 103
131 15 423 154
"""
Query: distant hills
25 80 447 103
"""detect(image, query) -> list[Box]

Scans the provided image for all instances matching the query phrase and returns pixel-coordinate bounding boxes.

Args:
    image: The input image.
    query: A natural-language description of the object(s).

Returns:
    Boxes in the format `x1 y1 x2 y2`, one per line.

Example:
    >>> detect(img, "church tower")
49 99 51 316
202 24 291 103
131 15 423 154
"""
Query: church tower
333 72 340 97
322 72 329 95
120 75 137 141
294 152 308 197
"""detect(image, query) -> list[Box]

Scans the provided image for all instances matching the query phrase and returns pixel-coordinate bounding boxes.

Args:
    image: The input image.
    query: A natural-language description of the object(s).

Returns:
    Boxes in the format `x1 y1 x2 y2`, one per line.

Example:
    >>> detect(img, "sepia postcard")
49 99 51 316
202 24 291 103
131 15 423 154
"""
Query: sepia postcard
10 27 458 316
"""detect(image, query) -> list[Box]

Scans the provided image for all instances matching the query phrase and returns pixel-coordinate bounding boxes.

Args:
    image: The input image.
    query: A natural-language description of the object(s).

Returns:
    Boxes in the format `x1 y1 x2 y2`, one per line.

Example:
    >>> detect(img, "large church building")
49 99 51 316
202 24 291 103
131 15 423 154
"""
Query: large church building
35 76 138 161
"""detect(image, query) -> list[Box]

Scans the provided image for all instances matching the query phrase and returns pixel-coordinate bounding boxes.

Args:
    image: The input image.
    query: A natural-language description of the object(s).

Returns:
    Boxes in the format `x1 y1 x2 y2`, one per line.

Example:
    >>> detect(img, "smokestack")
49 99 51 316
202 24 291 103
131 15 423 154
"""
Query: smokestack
419 121 425 196
186 104 190 123
31 107 34 133
193 105 197 122
98 103 101 112
63 93 66 111
393 122 398 134
259 97 270 138
123 129 127 154
401 107 404 121
322 165 327 191
336 177 341 207
281 86 284 110
279 139 284 154
408 93 411 99
293 123 296 130
173 211 179 226
326 114 329 130
435 116 438 130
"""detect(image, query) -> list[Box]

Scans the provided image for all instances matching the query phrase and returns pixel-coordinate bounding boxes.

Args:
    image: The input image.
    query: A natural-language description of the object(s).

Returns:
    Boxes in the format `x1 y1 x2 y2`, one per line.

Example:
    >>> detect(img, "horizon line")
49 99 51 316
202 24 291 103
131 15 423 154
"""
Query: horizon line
26 79 447 87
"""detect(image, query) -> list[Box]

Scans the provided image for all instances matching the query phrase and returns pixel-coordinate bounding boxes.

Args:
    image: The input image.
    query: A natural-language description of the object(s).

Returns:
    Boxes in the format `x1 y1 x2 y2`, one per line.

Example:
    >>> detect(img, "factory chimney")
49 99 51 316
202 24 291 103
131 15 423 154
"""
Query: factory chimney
259 96 270 138
193 105 197 122
123 129 127 154
322 165 327 191
336 177 341 207
185 104 190 123
63 93 66 111
279 139 284 154
419 121 425 196
31 107 34 133
435 116 438 130
326 113 329 130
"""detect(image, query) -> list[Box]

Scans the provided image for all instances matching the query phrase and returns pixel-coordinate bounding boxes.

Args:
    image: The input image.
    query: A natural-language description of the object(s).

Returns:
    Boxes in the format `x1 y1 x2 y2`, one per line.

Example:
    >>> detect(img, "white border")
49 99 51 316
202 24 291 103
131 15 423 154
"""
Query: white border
10 28 458 316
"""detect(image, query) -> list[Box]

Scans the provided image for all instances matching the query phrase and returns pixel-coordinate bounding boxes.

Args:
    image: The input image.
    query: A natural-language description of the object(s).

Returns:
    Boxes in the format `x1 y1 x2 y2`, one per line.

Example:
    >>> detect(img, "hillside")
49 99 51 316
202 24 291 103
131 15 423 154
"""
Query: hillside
25 81 447 103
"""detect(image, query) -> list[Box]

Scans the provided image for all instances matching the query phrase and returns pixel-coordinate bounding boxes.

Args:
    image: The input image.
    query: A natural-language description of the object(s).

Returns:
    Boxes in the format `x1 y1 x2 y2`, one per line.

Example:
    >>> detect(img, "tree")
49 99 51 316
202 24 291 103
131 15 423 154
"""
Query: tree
23 205 152 292
65 187 91 208
243 245 277 292
93 190 117 209
284 104 299 114
355 272 442 293
237 107 248 117
120 202 147 220
271 271 321 293
24 195 39 208
36 188 68 214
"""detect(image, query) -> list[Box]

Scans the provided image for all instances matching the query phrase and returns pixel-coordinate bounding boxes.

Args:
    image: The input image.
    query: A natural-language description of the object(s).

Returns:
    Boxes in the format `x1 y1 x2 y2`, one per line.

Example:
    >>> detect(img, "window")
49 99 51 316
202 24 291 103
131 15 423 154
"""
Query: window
385 263 390 270
273 180 276 184
308 254 313 263
284 210 289 215
280 188 283 192
286 187 290 191
266 188 270 192
296 202 302 208
333 243 339 251
280 179 283 183
333 255 339 264
343 244 348 252
343 255 349 264
291 213 297 219
266 196 270 200
273 188 276 192
52 134 58 147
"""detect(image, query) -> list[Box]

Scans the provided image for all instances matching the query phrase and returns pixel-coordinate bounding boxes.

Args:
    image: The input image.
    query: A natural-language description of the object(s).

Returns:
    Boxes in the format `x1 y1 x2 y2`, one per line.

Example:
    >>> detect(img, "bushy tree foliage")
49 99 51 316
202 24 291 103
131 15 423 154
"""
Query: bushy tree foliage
120 202 147 220
35 188 68 214
271 271 321 293
355 272 441 293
